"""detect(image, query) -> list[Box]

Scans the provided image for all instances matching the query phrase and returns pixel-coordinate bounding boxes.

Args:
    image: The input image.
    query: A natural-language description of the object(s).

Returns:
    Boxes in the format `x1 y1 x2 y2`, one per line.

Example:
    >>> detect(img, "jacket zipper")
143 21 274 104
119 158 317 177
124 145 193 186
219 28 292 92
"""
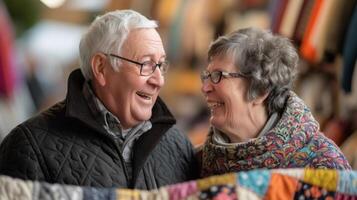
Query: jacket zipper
111 137 130 186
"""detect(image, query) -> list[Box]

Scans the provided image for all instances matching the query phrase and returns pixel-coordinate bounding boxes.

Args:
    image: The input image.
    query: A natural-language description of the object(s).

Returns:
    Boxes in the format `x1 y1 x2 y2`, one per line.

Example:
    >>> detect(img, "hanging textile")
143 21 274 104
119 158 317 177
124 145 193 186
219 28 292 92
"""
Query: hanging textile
0 1 15 98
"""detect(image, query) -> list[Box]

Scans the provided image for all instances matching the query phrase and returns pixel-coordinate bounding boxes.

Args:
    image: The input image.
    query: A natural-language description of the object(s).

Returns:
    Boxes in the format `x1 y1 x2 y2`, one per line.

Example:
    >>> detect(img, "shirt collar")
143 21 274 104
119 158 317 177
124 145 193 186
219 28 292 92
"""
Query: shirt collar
212 112 279 145
82 82 121 128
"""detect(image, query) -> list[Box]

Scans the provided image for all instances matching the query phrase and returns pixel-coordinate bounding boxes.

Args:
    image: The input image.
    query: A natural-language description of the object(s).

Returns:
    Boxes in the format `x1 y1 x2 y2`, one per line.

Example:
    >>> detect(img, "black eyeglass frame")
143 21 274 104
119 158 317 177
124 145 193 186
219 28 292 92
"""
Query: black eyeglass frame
106 53 169 76
200 70 246 84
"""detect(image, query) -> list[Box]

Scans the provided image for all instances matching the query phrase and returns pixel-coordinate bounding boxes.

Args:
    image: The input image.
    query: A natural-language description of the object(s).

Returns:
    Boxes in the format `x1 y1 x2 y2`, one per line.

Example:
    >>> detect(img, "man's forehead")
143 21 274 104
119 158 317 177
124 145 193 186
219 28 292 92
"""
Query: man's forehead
122 29 165 57
126 28 160 42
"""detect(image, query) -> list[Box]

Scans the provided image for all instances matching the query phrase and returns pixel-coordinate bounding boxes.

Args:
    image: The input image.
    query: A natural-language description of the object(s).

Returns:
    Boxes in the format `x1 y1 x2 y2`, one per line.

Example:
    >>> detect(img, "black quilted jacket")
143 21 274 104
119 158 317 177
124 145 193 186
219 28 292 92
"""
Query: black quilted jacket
0 69 199 189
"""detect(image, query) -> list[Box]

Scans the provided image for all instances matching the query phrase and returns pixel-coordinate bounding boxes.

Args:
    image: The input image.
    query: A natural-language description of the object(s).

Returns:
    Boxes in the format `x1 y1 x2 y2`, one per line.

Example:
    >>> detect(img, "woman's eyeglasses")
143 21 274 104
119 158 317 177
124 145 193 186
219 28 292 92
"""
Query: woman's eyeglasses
200 70 246 84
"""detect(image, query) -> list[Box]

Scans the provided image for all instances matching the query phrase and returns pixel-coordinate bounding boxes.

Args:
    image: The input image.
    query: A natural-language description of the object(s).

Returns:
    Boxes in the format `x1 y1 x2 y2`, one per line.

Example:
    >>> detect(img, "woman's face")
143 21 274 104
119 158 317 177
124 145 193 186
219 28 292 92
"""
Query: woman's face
201 55 265 139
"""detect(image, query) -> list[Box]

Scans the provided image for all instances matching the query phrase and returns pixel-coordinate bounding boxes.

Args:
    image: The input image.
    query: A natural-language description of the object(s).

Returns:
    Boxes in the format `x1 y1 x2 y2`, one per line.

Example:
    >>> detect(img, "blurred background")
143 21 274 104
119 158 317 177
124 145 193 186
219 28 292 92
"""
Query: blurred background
0 0 356 160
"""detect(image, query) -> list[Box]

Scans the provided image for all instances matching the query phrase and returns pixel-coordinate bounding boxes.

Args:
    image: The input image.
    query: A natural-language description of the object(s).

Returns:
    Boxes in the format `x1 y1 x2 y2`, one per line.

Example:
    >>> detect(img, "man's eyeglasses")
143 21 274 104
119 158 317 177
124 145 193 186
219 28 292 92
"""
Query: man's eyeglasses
200 70 246 84
106 53 169 76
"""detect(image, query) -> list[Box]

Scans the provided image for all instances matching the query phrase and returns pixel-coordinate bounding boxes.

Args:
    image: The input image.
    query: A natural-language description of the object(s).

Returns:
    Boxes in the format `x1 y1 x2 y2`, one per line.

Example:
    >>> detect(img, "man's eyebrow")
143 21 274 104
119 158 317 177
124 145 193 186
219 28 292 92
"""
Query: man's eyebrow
139 54 167 60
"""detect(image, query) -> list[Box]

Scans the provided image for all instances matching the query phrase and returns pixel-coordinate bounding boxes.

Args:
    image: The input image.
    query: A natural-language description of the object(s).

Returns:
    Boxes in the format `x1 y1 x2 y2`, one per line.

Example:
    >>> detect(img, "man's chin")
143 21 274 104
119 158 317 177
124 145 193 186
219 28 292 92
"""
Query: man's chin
135 111 152 122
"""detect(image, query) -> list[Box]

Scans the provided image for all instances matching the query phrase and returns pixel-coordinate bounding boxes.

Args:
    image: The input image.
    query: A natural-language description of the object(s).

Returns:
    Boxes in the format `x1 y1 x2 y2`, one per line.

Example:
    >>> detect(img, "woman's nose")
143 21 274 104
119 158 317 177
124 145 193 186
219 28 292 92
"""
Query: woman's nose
201 79 213 94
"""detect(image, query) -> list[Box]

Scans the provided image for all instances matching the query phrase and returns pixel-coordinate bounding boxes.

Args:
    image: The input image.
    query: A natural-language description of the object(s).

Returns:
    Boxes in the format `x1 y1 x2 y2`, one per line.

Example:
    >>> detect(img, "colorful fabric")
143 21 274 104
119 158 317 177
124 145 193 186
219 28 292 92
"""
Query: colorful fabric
0 168 357 199
271 168 305 180
337 171 357 195
303 169 338 191
265 173 298 200
236 187 260 200
201 92 351 177
335 193 357 200
198 184 237 200
197 173 236 191
167 180 198 200
294 181 335 199
237 170 271 197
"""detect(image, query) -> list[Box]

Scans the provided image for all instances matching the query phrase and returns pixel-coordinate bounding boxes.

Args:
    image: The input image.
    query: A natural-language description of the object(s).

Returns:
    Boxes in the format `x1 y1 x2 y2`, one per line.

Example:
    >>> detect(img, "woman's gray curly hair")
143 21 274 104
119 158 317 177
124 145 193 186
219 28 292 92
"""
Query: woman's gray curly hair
208 27 299 115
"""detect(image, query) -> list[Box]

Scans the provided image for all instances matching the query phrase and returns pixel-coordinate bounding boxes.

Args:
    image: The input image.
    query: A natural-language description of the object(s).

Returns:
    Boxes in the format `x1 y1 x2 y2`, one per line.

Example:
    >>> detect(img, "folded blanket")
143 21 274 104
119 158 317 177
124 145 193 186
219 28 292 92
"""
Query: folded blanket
0 168 356 200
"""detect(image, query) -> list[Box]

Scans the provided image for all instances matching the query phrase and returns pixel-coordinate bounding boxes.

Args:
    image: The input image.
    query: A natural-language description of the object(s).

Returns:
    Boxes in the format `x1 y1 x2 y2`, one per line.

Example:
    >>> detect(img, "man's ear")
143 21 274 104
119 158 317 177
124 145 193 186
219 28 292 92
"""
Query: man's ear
253 92 269 105
91 53 107 86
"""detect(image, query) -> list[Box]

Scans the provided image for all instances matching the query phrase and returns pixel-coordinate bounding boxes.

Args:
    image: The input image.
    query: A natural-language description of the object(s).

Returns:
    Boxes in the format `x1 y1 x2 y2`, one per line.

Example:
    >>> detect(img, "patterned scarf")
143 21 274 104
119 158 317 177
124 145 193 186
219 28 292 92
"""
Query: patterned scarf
201 92 351 177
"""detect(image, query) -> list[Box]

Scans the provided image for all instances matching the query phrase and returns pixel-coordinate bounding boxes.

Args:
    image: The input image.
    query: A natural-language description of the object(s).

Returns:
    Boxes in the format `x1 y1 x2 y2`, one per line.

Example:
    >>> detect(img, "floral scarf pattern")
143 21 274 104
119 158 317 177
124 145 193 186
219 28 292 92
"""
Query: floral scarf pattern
201 92 351 177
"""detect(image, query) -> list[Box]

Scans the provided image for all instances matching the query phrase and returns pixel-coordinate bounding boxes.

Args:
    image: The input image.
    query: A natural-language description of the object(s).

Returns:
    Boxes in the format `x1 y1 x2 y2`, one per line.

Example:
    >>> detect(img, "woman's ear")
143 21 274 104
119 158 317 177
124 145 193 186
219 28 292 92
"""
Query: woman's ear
91 53 107 86
253 92 269 105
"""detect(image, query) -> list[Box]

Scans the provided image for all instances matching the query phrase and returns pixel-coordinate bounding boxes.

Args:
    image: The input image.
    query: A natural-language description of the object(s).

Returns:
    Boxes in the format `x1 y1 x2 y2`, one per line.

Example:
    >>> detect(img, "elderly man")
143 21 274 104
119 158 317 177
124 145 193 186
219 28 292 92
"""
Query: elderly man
0 10 198 189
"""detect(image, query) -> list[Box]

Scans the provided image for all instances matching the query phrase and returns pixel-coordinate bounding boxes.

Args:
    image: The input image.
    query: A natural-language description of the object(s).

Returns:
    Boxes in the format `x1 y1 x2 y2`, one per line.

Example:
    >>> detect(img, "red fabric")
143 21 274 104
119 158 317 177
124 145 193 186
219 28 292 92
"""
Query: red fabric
335 193 357 200
323 118 347 146
0 4 15 98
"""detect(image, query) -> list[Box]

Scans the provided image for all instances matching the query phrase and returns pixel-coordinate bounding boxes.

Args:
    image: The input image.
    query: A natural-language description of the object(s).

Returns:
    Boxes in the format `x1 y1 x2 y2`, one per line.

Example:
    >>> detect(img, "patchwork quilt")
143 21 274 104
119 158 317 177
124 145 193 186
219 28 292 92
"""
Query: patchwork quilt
0 168 356 199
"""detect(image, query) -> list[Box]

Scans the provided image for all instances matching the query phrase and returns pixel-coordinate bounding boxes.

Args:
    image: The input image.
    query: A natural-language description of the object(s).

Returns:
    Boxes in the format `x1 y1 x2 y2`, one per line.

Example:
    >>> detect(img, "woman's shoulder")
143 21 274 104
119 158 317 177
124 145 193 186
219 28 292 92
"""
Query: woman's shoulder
307 132 352 170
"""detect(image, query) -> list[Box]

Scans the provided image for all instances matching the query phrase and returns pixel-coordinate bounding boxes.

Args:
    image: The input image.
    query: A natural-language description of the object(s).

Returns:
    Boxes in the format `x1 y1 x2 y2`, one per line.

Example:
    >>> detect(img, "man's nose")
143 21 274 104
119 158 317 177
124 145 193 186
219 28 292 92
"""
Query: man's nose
148 67 165 87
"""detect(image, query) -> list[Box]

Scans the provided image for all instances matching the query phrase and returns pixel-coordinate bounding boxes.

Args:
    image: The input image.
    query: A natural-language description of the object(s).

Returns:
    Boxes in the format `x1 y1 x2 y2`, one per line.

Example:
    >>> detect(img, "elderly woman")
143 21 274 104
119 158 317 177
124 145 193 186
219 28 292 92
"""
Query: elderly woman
200 27 351 177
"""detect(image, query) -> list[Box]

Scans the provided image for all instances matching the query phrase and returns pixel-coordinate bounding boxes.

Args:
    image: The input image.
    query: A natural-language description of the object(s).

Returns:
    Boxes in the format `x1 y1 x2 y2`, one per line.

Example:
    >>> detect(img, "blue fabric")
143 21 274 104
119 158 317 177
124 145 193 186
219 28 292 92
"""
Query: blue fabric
167 0 187 62
269 0 281 32
337 170 357 195
83 187 116 200
342 6 357 93
237 169 271 197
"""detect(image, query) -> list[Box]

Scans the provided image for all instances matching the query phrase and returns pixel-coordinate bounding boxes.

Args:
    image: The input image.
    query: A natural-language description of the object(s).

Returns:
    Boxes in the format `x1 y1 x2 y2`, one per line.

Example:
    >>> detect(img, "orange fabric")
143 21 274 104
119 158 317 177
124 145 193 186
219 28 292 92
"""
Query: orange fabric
300 0 324 63
264 174 298 200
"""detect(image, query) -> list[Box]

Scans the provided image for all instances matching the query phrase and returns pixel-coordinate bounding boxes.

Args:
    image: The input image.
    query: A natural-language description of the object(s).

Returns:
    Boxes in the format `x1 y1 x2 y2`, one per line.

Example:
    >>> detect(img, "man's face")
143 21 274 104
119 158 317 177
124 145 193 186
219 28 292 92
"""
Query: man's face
102 28 166 129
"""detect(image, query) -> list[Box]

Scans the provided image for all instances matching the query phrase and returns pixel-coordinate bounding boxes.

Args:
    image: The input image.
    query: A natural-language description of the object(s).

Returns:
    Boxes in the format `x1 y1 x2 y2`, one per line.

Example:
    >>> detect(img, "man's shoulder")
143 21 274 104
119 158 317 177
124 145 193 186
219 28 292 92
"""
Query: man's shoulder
4 100 75 142
156 126 195 154
149 125 199 180
2 99 104 156
20 101 66 131
160 126 188 142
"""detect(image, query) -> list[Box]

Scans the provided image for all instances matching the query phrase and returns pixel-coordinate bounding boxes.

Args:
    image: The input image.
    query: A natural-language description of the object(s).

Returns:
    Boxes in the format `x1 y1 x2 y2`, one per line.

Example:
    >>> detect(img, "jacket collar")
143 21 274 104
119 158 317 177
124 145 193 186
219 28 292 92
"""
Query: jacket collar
65 69 107 135
65 69 176 135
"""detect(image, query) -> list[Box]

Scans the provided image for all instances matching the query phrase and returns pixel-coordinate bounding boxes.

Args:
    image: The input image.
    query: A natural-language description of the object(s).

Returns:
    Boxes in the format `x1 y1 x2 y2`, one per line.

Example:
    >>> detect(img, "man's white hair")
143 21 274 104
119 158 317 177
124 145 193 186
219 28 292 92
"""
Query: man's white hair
79 10 158 80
